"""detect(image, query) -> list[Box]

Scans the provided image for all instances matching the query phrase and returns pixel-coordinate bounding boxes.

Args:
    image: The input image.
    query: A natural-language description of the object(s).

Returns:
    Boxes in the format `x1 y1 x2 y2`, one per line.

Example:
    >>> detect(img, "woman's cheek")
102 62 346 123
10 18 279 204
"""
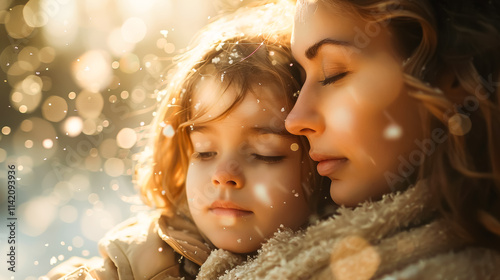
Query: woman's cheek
327 105 354 134
349 59 404 110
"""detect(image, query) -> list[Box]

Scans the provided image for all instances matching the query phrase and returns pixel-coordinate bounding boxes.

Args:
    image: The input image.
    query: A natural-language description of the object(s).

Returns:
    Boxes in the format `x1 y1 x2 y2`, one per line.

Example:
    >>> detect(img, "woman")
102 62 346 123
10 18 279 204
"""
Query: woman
197 0 500 279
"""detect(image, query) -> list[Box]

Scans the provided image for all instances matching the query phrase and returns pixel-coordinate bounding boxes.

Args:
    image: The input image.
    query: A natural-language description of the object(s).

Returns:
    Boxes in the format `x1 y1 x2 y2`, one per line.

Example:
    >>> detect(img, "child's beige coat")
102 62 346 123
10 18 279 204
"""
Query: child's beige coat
45 211 210 279
198 181 500 279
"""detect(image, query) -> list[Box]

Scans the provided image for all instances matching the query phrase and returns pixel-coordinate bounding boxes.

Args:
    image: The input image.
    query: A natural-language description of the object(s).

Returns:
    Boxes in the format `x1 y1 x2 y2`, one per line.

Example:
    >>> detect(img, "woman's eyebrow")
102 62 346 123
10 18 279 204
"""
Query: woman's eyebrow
305 38 355 59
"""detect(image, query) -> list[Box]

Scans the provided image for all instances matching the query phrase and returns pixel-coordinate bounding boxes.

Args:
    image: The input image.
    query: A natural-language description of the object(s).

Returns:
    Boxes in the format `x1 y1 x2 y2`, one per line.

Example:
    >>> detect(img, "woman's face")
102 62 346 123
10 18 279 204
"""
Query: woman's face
287 2 424 206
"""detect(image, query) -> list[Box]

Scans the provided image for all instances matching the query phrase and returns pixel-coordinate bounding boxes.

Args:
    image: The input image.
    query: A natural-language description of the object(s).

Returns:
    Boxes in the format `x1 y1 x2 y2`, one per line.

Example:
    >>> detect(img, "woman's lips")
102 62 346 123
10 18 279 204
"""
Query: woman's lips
310 153 348 177
209 201 253 217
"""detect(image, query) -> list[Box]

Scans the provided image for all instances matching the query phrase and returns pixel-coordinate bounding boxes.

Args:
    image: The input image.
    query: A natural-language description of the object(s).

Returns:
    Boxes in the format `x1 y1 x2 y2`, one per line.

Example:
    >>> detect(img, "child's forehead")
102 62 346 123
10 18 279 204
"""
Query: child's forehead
191 78 287 111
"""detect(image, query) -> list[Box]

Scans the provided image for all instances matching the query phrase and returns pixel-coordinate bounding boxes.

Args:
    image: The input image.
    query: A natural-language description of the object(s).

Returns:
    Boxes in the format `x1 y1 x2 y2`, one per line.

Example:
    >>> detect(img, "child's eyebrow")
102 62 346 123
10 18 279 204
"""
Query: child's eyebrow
250 127 295 138
189 125 211 133
189 125 295 138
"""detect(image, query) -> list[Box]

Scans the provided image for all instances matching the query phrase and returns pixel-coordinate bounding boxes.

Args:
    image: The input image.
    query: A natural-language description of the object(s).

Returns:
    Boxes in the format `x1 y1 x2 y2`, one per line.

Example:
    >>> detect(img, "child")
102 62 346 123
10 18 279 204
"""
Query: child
45 1 321 279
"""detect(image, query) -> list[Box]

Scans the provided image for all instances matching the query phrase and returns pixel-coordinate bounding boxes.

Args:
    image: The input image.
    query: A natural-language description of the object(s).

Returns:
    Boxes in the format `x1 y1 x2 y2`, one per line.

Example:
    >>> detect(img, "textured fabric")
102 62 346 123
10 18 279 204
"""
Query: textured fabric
197 181 500 279
45 211 211 280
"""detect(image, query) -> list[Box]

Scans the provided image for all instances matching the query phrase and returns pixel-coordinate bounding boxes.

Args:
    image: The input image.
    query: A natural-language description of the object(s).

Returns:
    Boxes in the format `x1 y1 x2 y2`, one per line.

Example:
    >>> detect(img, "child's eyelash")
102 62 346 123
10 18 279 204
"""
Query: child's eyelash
252 154 286 163
192 152 285 163
319 71 350 86
193 152 217 160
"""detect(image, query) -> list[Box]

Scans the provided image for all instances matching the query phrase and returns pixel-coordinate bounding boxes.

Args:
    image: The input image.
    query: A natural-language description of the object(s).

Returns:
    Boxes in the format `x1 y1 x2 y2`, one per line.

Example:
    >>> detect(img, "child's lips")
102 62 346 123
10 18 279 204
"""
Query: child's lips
209 201 253 217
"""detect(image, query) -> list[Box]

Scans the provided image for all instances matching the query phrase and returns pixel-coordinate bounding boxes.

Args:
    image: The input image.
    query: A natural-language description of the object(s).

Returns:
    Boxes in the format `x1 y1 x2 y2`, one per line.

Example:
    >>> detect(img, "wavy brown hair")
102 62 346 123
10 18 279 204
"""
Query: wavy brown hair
310 0 500 248
135 1 319 218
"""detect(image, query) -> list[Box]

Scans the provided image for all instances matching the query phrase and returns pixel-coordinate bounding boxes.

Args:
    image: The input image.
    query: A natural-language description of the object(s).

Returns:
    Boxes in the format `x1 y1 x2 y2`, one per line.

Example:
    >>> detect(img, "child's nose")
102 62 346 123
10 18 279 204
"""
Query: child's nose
211 159 244 188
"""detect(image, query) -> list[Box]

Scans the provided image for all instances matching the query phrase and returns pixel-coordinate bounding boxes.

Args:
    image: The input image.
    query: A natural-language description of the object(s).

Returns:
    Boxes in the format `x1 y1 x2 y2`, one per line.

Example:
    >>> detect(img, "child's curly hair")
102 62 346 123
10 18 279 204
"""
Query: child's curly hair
135 1 321 218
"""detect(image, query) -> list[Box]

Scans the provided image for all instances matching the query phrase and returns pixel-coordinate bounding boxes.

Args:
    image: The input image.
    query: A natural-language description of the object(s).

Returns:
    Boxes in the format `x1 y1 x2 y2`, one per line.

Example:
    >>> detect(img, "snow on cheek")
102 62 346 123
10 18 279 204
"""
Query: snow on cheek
253 183 272 206
328 106 353 133
383 123 402 140
220 216 237 227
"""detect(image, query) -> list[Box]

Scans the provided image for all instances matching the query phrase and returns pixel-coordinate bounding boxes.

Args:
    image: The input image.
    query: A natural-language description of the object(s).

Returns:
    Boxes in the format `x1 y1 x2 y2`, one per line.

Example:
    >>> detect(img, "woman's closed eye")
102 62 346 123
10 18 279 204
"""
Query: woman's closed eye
319 71 350 86
251 154 286 163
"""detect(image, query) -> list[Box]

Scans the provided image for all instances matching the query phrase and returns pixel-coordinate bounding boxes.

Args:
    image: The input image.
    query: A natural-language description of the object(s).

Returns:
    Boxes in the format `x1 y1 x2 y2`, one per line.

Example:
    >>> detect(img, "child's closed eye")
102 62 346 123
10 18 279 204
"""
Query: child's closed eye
251 154 286 164
193 152 217 160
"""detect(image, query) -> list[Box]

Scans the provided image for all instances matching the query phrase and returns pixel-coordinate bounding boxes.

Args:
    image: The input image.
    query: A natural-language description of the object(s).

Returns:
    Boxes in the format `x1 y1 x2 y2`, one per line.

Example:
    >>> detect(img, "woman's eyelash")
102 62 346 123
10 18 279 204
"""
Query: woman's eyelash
252 154 286 163
319 71 350 86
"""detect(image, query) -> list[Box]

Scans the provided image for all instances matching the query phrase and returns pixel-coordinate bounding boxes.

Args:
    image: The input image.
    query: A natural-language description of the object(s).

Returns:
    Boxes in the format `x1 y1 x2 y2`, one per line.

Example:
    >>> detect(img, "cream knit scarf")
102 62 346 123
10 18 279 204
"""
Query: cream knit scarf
197 181 500 279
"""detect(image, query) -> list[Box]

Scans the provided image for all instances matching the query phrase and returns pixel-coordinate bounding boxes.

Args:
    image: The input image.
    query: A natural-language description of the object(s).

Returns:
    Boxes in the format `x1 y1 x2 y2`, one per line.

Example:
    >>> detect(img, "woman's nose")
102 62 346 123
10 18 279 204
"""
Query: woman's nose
211 159 244 188
285 83 324 136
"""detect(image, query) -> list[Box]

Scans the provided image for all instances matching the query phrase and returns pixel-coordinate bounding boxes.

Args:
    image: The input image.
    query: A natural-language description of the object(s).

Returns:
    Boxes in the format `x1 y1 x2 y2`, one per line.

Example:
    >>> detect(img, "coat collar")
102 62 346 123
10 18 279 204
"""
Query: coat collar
156 212 212 266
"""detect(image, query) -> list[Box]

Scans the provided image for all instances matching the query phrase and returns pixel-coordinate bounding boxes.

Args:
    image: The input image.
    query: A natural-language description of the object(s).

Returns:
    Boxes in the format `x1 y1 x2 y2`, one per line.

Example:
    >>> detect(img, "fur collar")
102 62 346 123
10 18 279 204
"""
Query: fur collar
197 181 491 279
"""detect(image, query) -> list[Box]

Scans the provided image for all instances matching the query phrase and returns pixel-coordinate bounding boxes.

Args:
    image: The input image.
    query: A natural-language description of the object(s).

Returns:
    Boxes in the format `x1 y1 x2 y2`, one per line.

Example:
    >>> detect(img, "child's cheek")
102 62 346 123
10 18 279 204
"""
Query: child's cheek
186 163 217 212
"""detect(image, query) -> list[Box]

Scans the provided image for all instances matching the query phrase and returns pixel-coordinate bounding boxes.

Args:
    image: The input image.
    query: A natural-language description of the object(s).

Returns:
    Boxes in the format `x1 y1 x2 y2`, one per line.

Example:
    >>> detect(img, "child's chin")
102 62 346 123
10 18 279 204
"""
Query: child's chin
214 237 261 254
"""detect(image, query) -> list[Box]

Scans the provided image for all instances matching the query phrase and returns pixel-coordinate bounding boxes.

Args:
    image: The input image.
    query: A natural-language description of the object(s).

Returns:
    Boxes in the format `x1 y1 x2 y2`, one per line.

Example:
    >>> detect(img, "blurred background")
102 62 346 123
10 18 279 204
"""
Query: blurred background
0 0 238 278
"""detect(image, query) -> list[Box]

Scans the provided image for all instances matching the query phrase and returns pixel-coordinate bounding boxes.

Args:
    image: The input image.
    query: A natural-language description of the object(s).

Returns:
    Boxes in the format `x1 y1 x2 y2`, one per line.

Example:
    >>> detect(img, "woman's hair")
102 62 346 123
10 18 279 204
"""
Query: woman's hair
309 0 500 248
135 1 318 217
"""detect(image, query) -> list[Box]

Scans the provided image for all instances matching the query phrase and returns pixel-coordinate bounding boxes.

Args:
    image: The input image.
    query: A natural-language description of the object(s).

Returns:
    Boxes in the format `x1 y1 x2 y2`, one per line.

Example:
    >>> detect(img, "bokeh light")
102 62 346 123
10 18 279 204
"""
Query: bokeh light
116 127 137 149
448 113 472 136
2 126 11 135
41 0 79 48
72 51 112 92
119 53 140 73
104 157 125 177
0 45 17 73
20 119 33 132
13 117 57 165
23 0 50 28
18 46 40 71
121 17 147 44
5 5 35 39
383 123 402 140
42 95 68 122
82 118 99 135
43 138 54 149
107 28 136 56
38 46 56 63
51 181 74 205
10 75 44 113
59 205 78 223
75 90 104 119
131 87 146 104
63 116 84 137
99 138 118 158
20 196 58 237
72 236 85 248
330 235 381 280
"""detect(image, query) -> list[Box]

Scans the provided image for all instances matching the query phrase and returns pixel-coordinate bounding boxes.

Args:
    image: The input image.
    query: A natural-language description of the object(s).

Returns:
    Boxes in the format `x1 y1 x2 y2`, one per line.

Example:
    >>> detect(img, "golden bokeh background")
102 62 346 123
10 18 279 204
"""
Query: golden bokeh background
0 0 239 278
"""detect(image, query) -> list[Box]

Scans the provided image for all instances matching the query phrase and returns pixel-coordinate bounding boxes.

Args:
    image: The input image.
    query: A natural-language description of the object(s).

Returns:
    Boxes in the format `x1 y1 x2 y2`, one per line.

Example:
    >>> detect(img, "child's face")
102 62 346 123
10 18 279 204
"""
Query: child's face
186 81 311 254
